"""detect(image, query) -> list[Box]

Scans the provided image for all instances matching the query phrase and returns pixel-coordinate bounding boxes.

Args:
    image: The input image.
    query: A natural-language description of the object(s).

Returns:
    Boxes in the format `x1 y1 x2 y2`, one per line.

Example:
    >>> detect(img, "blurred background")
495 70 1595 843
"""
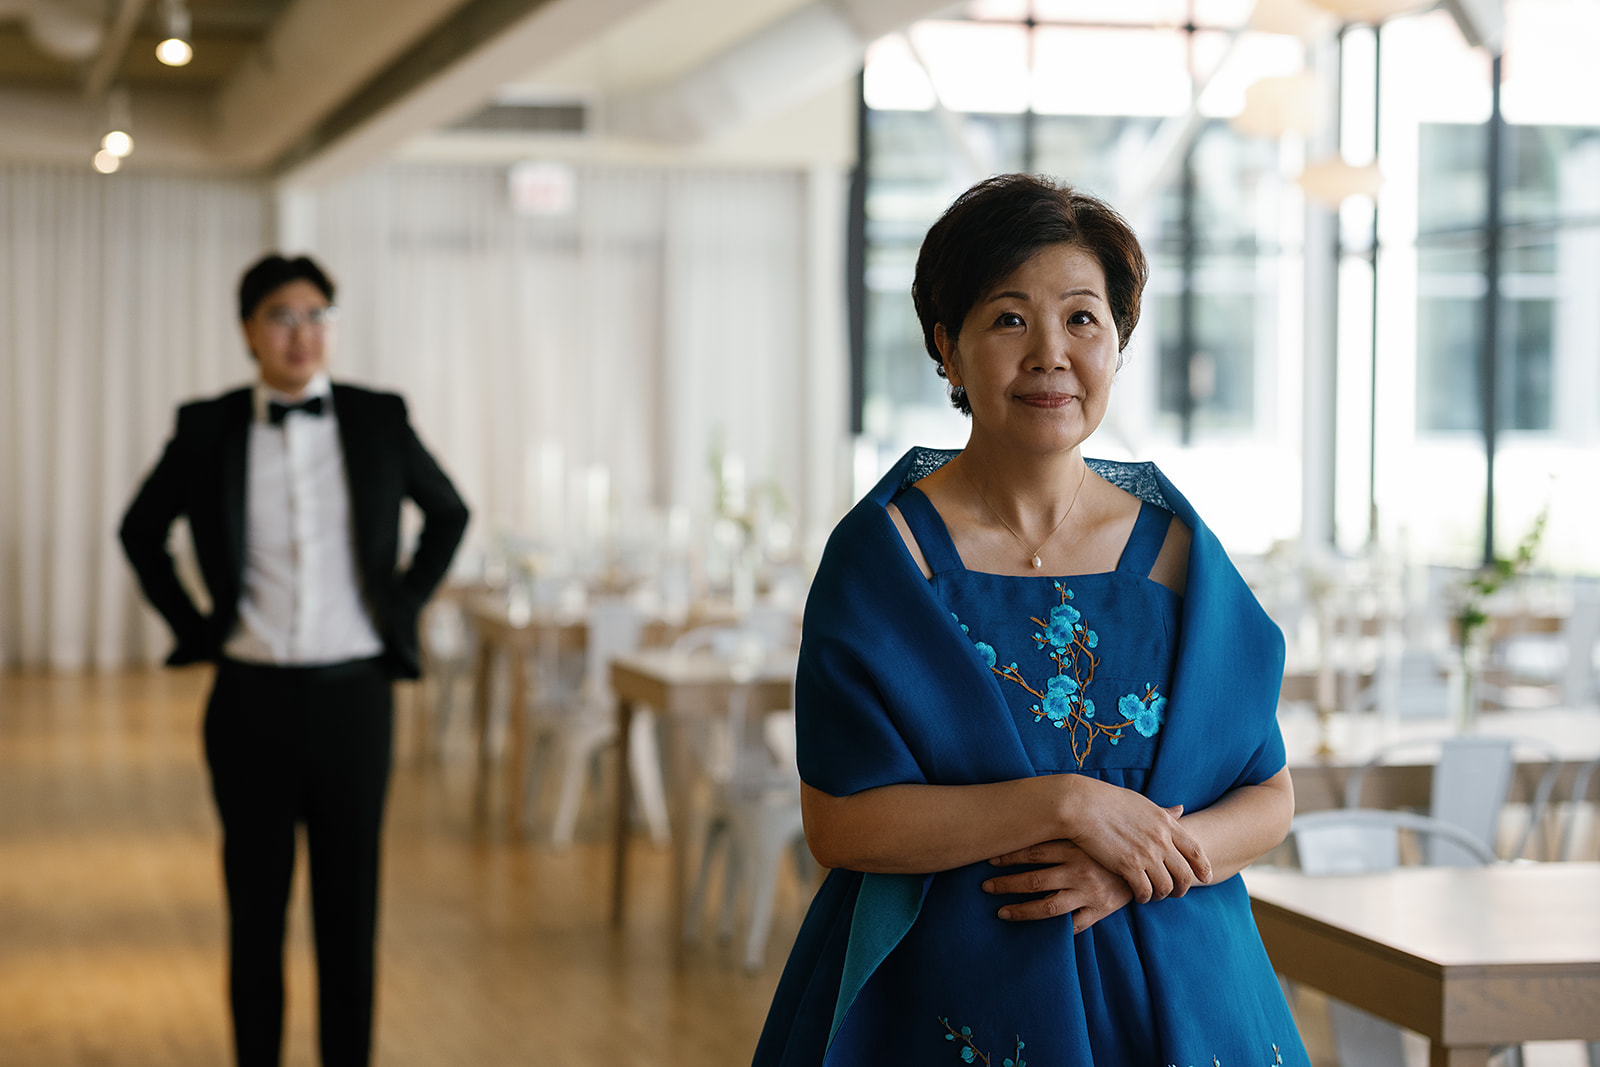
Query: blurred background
1 0 1596 671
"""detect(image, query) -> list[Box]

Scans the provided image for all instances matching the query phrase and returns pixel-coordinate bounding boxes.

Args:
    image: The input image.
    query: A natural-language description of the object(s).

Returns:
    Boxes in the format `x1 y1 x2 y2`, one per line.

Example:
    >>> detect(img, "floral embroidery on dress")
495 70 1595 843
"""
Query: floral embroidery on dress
956 583 1165 768
939 1017 1026 1066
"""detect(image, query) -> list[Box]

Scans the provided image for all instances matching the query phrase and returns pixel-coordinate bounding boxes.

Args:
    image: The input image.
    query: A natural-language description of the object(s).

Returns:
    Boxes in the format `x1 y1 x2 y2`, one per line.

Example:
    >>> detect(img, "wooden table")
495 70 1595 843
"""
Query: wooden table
608 648 796 962
466 597 718 830
1246 863 1600 1066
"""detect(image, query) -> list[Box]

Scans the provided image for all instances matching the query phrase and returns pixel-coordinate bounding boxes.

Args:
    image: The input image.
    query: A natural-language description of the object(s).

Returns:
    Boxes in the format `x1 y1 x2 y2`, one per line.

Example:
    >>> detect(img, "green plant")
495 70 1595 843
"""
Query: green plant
1455 507 1548 652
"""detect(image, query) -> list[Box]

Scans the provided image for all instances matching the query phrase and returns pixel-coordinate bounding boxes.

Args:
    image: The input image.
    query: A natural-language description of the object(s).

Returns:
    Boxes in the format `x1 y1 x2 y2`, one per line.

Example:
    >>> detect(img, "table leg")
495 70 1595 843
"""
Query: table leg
611 697 636 928
666 709 690 968
1430 1046 1491 1067
472 642 494 769
505 653 527 833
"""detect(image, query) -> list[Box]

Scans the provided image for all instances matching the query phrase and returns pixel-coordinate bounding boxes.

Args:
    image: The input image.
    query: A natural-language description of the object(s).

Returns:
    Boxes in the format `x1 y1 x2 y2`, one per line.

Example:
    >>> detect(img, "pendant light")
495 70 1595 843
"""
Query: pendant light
155 0 192 67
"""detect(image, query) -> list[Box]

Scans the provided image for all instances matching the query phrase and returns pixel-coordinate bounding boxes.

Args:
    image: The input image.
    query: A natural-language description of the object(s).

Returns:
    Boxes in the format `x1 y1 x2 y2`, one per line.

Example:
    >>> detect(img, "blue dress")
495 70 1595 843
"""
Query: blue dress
753 449 1307 1067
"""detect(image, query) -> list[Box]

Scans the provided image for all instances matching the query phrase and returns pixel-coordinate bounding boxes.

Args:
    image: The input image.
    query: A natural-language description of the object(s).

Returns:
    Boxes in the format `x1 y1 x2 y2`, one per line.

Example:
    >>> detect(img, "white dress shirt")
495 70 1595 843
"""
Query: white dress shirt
223 372 386 666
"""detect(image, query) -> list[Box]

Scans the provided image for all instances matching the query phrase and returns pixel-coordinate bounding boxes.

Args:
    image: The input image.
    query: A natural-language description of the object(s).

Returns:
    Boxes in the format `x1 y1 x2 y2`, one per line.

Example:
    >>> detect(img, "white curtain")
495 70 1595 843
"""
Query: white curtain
309 161 849 575
0 164 271 670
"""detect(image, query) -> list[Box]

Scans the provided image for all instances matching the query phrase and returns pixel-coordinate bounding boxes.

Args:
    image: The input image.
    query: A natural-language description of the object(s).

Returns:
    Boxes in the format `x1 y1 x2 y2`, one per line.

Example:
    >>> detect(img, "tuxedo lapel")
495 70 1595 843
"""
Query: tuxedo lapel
331 384 385 577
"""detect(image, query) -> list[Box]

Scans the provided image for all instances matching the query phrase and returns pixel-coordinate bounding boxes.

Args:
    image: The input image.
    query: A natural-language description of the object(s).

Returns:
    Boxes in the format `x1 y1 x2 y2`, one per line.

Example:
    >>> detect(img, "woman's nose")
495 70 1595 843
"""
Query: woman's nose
1029 325 1071 372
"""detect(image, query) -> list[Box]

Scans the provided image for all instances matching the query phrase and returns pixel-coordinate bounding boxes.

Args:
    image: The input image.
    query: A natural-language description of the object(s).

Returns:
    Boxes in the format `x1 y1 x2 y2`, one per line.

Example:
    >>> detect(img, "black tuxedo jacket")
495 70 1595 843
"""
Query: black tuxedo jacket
119 382 469 680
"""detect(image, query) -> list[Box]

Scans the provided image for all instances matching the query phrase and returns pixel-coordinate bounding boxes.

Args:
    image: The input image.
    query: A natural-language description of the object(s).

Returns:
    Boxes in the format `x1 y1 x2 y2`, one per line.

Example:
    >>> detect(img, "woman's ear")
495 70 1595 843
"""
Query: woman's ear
934 323 962 387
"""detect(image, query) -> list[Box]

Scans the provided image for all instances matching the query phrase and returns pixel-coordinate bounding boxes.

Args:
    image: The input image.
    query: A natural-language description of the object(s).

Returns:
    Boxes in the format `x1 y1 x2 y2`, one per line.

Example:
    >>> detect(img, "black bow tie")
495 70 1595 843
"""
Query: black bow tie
267 396 325 425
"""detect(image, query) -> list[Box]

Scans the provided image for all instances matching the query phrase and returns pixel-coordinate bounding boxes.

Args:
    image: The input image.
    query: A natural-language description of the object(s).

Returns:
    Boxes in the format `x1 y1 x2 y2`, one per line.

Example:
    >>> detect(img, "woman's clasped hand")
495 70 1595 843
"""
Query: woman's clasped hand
982 775 1213 931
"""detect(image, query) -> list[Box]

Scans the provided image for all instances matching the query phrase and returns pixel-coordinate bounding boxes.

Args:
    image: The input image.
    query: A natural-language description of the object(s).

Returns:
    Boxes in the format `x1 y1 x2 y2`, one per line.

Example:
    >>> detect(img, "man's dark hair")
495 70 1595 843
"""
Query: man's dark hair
911 174 1149 415
238 254 336 321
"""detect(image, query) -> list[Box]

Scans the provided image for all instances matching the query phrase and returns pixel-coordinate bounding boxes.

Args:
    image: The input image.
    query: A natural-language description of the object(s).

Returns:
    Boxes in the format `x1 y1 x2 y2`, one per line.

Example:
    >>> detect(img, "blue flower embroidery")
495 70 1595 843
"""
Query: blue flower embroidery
1118 684 1166 739
940 1018 1025 1067
1043 603 1080 647
960 587 1166 766
1040 674 1078 727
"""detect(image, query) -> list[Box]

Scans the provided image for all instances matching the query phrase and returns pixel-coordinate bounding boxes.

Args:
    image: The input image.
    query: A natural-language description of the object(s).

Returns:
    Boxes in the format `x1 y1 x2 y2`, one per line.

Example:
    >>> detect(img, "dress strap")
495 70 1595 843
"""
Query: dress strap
892 486 965 574
1115 501 1173 577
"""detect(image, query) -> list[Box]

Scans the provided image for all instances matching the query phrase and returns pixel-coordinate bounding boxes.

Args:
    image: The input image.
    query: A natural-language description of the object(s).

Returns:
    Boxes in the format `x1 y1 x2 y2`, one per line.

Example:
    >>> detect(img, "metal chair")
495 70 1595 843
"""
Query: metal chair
1559 756 1600 863
1343 735 1563 862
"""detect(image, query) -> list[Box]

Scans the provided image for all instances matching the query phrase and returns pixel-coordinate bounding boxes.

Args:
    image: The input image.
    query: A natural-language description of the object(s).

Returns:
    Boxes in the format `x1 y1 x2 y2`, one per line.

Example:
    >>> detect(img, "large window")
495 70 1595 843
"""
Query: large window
858 1 1600 570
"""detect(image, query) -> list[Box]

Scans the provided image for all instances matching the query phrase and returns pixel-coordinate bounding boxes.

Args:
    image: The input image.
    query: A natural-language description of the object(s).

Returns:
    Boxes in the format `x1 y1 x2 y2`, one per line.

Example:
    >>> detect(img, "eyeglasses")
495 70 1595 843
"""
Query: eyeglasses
261 306 339 330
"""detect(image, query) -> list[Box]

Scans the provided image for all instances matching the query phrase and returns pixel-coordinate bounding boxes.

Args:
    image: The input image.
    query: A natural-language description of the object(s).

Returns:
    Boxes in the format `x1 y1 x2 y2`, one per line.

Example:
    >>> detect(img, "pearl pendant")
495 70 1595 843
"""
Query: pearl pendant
1031 554 1043 569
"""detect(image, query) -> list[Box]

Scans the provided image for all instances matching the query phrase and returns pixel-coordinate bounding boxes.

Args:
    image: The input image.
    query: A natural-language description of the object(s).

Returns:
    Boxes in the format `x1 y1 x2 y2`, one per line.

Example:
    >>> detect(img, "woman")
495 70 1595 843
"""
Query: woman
753 175 1307 1066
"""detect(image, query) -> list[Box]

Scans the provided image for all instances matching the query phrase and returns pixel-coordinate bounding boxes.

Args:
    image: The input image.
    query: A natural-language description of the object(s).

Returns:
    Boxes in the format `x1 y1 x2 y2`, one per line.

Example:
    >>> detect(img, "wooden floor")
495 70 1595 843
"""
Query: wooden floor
5 669 1590 1067
0 669 806 1067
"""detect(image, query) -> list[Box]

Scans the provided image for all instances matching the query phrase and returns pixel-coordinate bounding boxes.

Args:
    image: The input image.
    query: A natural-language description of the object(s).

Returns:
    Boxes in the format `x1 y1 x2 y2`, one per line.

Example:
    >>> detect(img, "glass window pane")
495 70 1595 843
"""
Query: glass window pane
1417 296 1480 433
1418 122 1487 236
1501 297 1553 431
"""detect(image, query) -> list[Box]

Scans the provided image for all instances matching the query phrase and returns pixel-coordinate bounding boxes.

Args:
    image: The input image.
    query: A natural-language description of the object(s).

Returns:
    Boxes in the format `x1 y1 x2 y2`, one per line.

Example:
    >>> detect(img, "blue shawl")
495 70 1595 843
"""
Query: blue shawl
753 448 1294 1065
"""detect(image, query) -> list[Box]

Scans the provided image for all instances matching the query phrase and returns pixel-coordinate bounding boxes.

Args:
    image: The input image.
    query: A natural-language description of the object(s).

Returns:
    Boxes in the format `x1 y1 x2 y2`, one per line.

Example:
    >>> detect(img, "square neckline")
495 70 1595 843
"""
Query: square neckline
893 483 1179 592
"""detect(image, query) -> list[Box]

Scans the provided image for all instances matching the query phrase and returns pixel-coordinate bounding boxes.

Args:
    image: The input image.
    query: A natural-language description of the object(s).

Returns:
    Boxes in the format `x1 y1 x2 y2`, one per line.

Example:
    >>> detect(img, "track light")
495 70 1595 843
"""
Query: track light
93 149 121 174
100 86 134 159
156 0 192 67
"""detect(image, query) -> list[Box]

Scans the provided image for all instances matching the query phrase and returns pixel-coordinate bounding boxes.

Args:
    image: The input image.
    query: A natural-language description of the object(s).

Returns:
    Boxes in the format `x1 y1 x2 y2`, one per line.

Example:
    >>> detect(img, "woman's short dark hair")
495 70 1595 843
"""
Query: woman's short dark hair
911 174 1148 415
238 253 335 321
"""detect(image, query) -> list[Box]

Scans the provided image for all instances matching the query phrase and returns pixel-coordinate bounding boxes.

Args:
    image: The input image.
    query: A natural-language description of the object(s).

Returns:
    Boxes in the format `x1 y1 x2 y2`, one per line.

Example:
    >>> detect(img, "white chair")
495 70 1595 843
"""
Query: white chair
1343 735 1563 862
525 600 670 849
1560 584 1600 709
676 624 810 971
1288 810 1511 1067
418 588 477 753
1351 644 1452 721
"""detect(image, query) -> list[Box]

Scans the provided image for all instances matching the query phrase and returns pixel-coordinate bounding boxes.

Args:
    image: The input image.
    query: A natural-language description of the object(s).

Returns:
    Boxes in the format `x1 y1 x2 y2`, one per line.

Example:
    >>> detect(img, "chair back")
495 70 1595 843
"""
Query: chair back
1367 646 1450 720
1343 735 1561 862
1428 737 1514 864
669 624 793 794
1564 582 1600 708
583 601 643 706
1291 809 1499 875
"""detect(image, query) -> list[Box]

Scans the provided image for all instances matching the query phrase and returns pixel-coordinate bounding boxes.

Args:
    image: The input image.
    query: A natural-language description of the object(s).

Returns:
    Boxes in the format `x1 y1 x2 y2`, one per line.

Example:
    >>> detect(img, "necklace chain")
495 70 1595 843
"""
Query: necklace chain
962 461 1090 570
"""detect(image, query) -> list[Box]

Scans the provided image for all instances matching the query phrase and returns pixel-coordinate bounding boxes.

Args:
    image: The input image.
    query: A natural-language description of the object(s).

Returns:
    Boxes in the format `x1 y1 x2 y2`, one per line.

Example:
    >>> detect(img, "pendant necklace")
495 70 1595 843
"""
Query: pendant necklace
963 460 1090 570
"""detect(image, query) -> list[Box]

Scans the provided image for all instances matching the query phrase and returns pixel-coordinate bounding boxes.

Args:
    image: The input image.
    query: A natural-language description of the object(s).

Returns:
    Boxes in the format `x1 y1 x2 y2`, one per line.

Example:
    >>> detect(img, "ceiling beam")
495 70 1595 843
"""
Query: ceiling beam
275 0 654 188
210 0 479 169
82 0 150 100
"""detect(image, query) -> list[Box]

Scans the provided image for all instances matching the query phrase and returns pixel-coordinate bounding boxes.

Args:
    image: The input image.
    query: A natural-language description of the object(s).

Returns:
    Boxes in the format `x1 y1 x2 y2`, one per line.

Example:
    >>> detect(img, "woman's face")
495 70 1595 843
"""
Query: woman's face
936 243 1120 458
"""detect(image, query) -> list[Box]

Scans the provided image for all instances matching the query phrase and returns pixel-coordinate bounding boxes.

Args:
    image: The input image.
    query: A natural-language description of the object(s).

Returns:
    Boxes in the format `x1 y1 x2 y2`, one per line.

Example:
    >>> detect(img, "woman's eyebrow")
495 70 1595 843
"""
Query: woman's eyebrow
983 287 1103 303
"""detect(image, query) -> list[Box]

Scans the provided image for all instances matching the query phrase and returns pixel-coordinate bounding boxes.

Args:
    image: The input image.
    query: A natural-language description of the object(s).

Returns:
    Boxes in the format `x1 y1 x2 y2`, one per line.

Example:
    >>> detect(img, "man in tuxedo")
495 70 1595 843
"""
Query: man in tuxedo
120 254 469 1066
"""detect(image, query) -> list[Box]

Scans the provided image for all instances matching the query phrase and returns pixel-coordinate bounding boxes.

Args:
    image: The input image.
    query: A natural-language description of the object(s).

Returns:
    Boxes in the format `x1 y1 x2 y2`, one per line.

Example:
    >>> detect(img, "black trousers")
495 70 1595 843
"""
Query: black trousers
203 657 393 1067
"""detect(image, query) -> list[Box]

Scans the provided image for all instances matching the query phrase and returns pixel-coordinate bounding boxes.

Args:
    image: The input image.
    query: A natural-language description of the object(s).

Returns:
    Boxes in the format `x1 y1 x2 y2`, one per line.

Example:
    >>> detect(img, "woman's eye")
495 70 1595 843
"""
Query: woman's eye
1068 310 1095 326
995 312 1024 328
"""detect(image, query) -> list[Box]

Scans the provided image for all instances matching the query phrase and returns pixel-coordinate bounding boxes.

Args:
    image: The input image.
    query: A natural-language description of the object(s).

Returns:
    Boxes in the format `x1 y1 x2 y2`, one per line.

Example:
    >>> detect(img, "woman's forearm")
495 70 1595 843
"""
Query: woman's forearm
1176 767 1295 881
800 778 1076 874
802 771 1212 905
